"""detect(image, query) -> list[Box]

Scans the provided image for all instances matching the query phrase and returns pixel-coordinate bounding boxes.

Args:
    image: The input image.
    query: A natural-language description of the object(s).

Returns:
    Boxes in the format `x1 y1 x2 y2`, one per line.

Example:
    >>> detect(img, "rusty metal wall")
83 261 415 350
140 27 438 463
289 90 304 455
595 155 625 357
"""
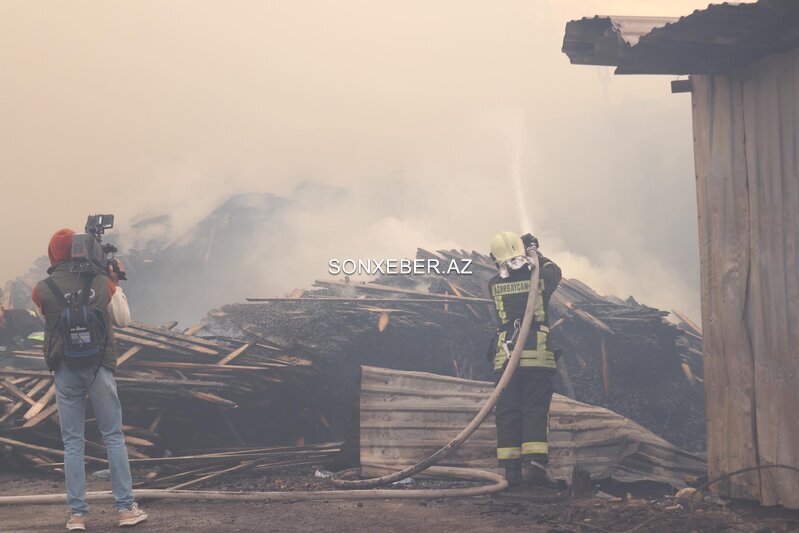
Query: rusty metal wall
359 366 705 488
692 45 799 509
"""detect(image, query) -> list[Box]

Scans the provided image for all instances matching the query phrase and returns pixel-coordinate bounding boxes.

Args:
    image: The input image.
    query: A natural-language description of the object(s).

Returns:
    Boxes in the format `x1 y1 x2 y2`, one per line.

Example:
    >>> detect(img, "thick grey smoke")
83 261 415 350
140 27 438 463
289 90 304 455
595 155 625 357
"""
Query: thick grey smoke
1 1 733 323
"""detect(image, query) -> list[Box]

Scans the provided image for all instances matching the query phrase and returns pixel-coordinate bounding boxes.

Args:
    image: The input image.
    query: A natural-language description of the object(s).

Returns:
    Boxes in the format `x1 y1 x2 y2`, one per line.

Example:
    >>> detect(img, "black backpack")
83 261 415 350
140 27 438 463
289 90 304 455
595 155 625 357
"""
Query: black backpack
44 275 108 368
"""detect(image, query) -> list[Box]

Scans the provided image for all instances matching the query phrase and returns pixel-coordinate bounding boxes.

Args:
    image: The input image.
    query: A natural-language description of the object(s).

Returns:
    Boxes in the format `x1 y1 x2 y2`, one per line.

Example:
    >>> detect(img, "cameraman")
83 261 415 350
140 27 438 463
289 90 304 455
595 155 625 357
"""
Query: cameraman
31 228 147 531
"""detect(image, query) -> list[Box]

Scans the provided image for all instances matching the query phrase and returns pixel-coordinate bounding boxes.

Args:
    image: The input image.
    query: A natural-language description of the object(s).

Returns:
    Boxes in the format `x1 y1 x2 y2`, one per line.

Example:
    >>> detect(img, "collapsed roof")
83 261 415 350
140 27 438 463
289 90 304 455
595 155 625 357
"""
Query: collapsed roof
562 0 799 74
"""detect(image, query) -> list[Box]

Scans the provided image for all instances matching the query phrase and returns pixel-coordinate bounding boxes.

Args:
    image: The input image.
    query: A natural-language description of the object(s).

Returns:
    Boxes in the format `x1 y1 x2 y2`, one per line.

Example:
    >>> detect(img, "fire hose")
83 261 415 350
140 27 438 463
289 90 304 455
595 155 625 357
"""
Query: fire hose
0 256 540 505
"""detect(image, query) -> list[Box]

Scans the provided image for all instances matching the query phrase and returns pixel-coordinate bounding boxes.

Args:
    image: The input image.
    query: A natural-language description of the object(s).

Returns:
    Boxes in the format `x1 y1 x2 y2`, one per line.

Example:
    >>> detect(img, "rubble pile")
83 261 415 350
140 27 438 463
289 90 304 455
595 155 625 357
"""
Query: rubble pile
1 243 706 491
0 322 340 486
206 248 706 452
547 279 706 452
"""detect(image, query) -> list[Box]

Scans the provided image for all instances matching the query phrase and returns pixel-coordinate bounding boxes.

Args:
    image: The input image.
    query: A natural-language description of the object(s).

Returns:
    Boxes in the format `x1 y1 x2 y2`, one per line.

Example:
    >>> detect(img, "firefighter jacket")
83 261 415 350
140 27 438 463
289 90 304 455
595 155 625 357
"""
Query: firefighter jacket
488 253 562 371
0 309 43 349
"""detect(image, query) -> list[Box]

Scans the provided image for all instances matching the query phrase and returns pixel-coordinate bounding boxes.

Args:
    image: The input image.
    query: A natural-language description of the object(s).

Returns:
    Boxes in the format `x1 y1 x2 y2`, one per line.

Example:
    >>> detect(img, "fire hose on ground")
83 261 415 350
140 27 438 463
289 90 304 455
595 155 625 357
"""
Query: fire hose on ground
0 257 541 506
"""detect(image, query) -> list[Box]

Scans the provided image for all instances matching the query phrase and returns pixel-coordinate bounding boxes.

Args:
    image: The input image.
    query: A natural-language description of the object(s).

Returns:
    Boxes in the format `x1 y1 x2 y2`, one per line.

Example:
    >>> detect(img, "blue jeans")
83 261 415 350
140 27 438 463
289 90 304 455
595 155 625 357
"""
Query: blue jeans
54 364 134 514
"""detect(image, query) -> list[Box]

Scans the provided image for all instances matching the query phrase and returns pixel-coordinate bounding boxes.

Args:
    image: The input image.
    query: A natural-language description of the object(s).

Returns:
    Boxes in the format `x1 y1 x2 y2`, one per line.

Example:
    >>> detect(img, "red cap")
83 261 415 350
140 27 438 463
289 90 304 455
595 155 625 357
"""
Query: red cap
48 228 76 265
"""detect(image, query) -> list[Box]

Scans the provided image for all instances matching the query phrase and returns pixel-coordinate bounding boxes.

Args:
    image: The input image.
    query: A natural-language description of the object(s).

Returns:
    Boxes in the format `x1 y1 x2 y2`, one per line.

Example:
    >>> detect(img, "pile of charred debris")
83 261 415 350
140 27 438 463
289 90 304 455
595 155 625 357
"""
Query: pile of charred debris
1 246 705 490
0 322 341 487
207 247 706 453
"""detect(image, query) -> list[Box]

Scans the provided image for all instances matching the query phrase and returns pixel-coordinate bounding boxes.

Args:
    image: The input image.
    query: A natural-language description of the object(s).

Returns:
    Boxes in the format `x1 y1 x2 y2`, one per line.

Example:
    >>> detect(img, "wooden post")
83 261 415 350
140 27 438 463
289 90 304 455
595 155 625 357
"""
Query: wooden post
571 466 592 498
599 334 610 395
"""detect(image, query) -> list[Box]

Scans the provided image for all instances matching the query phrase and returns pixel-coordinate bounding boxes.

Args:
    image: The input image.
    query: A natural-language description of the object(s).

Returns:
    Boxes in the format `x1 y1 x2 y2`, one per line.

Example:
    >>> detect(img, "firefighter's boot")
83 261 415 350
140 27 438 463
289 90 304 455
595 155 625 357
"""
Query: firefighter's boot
524 460 559 489
504 464 523 487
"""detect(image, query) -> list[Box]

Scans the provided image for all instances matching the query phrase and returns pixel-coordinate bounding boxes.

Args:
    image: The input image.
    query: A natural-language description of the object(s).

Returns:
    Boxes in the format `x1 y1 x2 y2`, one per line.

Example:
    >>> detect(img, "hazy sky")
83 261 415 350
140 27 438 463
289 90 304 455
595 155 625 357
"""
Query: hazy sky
1 1 738 320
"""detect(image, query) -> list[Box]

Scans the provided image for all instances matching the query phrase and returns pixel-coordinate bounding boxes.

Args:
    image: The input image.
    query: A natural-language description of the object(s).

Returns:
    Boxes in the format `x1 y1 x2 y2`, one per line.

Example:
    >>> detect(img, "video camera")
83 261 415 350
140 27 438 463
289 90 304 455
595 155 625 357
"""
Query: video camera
70 214 127 280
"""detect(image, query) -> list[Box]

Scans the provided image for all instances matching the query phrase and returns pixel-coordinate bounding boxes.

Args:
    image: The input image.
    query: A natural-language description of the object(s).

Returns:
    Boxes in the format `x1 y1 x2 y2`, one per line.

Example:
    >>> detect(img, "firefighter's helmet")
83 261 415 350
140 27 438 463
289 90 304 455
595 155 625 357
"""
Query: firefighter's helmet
490 231 526 267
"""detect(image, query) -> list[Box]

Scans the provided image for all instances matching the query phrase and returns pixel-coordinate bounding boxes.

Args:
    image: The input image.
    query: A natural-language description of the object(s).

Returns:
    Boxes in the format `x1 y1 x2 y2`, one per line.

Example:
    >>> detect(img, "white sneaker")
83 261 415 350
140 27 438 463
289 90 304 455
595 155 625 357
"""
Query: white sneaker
66 513 86 531
118 502 148 527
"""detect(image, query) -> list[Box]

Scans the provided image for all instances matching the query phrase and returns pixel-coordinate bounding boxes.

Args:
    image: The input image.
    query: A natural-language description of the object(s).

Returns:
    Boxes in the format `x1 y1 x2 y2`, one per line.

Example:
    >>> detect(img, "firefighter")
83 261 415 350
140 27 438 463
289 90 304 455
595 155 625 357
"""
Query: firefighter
488 231 561 487
0 304 44 351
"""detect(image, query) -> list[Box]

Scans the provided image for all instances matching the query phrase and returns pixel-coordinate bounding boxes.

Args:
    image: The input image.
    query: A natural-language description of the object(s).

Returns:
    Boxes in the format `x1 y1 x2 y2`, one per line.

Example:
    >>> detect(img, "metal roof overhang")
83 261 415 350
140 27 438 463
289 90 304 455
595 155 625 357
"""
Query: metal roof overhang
562 0 799 75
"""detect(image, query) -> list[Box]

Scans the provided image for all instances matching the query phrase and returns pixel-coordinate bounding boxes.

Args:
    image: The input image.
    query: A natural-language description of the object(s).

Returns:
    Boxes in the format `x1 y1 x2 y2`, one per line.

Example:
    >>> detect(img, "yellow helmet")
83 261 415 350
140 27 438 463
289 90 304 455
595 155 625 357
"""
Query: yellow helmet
490 231 525 266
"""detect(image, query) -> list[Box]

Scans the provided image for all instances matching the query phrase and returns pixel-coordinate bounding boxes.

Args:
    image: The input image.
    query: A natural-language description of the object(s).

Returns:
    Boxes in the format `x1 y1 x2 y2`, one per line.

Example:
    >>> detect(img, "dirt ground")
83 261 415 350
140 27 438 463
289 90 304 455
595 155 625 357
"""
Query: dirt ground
1 469 799 533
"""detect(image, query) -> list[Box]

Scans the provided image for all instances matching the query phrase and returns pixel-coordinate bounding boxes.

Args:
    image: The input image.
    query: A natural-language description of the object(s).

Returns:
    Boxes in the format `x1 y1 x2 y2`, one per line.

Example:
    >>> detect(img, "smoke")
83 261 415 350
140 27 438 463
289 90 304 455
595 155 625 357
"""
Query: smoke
507 113 535 235
0 0 735 323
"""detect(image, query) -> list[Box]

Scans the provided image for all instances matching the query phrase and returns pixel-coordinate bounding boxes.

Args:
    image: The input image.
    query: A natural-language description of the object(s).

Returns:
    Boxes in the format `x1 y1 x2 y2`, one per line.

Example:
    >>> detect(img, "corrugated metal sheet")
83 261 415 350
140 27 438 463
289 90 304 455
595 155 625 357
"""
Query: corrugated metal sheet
562 1 799 74
691 46 799 509
359 366 705 488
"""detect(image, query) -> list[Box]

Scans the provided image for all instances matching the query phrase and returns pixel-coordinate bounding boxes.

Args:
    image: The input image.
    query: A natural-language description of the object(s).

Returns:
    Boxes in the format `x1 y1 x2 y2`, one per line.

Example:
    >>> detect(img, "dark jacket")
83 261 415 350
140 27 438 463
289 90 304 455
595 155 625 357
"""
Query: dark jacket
488 253 562 370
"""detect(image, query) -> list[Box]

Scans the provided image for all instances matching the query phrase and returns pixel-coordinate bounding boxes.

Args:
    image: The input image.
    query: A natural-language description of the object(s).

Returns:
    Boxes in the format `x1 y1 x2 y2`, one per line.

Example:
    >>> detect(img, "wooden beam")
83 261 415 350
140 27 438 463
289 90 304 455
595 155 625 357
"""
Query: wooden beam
128 321 220 349
125 436 156 447
167 459 257 490
444 280 481 319
23 384 55 421
0 379 50 423
0 369 52 378
131 360 281 371
599 334 610 395
25 380 52 397
114 332 193 354
671 309 702 336
182 323 205 336
1 380 37 407
148 410 163 433
117 320 191 367
216 343 254 366
563 302 614 335
312 279 492 303
126 447 151 460
0 435 65 457
246 297 490 305
114 376 227 388
0 400 25 423
134 464 218 488
116 331 219 356
188 391 238 408
22 403 58 428
37 442 344 467
116 346 143 367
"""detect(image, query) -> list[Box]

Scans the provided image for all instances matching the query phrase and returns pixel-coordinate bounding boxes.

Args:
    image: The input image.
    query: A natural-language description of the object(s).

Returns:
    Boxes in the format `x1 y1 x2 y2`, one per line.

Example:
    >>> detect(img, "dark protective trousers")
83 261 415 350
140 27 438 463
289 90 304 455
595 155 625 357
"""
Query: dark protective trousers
495 367 555 466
